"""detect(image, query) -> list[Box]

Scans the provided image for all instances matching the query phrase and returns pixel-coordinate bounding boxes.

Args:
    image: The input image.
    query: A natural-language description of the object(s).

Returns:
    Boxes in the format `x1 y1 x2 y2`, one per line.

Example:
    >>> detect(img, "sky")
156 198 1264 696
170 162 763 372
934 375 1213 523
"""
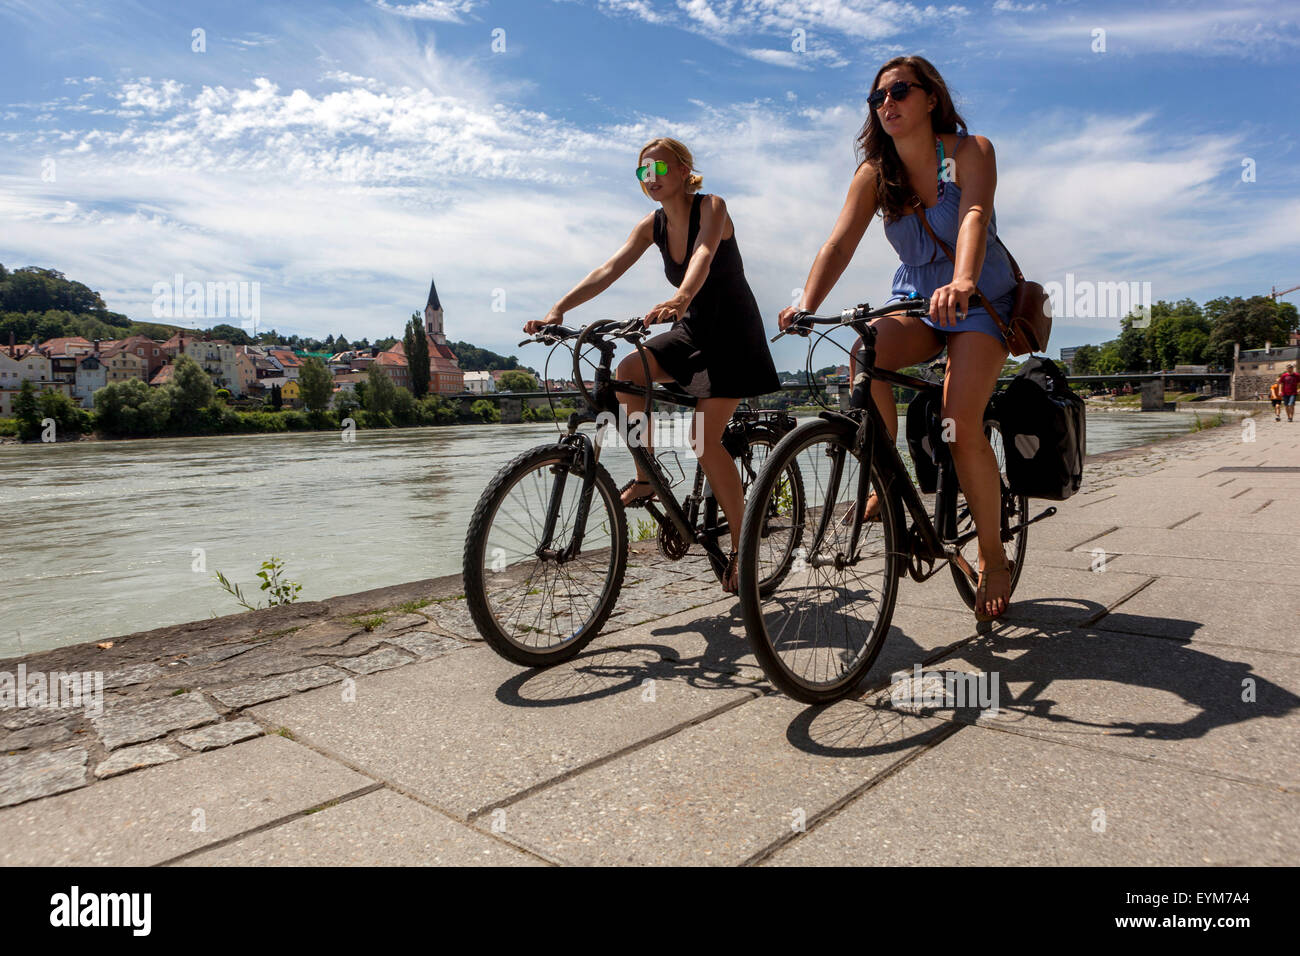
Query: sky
1 0 1297 369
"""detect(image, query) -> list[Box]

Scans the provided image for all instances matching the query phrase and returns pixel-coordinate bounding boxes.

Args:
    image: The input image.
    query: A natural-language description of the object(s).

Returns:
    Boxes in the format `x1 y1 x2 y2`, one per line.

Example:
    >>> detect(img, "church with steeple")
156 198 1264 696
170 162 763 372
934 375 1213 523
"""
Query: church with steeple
383 275 464 395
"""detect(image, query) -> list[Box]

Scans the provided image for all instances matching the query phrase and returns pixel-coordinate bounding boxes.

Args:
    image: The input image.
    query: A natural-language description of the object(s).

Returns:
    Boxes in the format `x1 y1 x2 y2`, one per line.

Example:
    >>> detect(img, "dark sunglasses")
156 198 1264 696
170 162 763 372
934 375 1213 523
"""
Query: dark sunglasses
867 81 925 111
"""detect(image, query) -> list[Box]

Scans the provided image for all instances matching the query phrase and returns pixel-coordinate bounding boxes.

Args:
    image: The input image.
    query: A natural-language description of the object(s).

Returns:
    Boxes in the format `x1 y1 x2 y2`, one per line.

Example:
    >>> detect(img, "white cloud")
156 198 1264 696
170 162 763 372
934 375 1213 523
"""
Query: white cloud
3 29 1296 358
370 0 483 22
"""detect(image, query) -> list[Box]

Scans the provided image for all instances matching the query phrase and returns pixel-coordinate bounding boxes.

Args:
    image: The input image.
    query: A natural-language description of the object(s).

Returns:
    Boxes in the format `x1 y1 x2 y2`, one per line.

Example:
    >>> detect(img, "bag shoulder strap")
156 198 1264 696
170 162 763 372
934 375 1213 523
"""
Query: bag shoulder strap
910 196 1014 341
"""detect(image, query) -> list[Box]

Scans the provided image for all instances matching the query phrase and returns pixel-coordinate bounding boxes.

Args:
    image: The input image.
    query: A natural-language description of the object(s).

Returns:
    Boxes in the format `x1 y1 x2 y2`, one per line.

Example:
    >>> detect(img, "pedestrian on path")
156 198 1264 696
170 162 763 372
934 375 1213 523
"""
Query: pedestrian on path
1280 364 1299 423
1269 377 1284 421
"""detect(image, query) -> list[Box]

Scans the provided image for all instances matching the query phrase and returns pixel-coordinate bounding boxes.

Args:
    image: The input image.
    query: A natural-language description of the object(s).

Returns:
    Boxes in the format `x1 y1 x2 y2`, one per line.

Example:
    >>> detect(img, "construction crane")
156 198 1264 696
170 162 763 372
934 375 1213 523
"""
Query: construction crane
1270 284 1300 299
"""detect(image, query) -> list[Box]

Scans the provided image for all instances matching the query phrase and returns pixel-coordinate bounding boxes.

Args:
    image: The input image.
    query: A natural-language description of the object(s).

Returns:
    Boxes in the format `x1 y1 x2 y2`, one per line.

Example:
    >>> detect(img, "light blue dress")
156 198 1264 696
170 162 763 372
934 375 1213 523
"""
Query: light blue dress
881 129 1018 359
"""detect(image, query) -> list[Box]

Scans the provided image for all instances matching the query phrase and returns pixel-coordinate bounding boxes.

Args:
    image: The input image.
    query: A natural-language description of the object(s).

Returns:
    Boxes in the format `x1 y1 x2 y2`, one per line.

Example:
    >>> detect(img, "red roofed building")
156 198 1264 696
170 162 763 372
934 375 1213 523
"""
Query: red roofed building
372 349 411 390
380 276 465 395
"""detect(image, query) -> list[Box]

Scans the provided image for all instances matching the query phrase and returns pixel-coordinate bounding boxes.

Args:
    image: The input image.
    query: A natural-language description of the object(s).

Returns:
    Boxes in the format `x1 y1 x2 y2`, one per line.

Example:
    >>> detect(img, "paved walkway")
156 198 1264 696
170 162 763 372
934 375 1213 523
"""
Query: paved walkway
2 419 1298 865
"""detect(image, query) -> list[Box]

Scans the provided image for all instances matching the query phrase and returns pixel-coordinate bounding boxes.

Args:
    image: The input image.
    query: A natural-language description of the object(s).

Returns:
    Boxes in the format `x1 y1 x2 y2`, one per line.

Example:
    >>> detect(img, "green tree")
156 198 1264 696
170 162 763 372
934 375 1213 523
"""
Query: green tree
391 386 418 426
169 354 215 427
497 369 538 392
1175 328 1210 365
365 364 397 417
1070 344 1099 374
209 323 252 346
297 356 335 412
38 389 87 439
1114 321 1149 371
333 389 361 420
93 378 171 437
418 393 457 425
1207 295 1297 366
13 379 40 440
403 313 430 398
1093 342 1126 374
470 398 500 423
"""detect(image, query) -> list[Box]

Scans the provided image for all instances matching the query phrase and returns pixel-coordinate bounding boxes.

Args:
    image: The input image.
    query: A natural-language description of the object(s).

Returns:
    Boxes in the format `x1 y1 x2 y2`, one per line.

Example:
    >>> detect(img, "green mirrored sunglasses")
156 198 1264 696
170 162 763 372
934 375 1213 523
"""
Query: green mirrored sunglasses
636 160 668 182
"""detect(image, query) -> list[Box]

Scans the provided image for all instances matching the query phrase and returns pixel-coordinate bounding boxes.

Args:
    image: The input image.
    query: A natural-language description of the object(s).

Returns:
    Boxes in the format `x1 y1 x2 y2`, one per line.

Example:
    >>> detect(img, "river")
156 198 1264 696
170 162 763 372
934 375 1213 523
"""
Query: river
1 409 1204 655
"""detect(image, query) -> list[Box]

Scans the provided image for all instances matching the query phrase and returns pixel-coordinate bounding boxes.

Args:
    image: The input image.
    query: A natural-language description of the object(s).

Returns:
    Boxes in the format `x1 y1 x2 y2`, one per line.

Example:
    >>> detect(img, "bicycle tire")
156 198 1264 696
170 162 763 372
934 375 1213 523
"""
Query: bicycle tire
463 442 628 667
737 418 901 704
739 425 807 596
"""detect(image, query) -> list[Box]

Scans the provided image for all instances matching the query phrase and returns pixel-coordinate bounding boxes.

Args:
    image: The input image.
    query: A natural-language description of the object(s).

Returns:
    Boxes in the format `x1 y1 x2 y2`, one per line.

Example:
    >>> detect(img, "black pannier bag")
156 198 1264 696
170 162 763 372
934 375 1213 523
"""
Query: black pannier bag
905 390 941 494
997 356 1085 500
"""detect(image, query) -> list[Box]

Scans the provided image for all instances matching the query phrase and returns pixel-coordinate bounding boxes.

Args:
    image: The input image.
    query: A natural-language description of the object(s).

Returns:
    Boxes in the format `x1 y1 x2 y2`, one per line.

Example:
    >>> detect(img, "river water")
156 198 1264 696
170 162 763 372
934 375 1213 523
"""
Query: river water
1 409 1202 656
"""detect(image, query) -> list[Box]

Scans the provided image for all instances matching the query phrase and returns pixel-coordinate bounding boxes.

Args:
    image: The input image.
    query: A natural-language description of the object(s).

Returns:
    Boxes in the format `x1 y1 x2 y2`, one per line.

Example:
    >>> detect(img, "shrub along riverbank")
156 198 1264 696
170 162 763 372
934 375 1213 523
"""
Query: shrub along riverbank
2 354 572 442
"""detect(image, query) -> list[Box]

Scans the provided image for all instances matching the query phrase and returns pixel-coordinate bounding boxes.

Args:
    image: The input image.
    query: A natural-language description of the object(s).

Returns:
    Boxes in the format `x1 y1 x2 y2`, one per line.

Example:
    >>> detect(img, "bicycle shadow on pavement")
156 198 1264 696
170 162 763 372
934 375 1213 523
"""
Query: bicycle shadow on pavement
492 619 766 708
794 605 1300 758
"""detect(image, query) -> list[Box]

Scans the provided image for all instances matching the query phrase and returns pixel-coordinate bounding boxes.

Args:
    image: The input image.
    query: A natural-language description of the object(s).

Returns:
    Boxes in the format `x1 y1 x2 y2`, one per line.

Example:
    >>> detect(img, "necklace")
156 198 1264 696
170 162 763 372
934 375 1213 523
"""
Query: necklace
935 135 947 202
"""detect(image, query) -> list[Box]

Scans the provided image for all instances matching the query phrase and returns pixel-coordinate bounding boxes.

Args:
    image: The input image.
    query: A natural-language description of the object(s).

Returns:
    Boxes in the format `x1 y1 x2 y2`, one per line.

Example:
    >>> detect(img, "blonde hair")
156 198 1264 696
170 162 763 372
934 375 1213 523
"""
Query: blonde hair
638 137 703 197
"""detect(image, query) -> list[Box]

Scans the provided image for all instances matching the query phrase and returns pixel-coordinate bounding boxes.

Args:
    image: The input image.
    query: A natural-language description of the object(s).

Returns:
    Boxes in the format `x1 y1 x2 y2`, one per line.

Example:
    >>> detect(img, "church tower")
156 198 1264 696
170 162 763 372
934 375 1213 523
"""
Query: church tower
424 277 446 346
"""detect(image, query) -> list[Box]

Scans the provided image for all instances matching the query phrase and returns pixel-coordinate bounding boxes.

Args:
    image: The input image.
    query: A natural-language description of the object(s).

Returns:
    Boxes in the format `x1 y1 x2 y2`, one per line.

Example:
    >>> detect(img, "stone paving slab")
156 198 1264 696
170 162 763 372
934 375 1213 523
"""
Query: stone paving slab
94 741 180 779
894 563 1148 628
0 735 373 865
928 626 1300 790
251 645 758 820
1105 553 1280 583
1075 527 1300 566
178 788 545 867
337 647 414 675
1094 577 1300 653
488 695 949 866
765 723 1299 866
177 719 263 752
211 664 344 709
384 631 466 660
1180 509 1300 534
999 519 1118 553
92 692 220 750
1059 499 1200 529
0 746 88 808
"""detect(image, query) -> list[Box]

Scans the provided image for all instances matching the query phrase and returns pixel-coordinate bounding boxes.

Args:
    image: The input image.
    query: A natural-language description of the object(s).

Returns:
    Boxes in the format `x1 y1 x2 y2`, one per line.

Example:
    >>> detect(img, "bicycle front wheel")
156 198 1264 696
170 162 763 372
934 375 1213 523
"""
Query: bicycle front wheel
737 419 900 704
463 443 628 666
737 426 806 596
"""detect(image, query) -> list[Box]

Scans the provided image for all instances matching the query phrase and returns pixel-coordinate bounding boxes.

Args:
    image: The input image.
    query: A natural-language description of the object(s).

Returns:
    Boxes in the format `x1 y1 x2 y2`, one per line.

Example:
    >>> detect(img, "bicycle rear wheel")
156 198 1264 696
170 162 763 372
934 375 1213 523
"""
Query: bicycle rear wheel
938 420 1027 607
463 443 628 666
737 419 900 704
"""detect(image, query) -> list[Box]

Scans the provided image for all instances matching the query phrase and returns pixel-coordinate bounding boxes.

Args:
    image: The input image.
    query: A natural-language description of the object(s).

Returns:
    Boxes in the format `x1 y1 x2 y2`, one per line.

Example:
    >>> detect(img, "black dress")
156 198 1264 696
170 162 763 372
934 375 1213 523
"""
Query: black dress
644 192 781 399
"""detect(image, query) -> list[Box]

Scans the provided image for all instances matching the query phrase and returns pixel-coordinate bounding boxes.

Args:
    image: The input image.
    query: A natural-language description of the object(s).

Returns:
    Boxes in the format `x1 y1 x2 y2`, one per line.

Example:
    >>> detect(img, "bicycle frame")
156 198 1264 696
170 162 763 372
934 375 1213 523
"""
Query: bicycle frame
533 322 733 579
795 306 1052 584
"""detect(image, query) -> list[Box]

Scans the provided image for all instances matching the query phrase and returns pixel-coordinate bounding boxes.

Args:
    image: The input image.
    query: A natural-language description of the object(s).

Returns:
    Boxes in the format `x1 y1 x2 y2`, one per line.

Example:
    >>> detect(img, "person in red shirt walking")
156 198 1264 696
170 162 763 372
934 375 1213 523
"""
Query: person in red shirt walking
1279 363 1300 423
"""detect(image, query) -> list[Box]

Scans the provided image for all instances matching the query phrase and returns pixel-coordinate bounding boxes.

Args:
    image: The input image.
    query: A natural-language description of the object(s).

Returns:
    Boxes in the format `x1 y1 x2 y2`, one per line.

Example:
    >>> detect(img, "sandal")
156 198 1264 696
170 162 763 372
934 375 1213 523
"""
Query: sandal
839 492 883 527
974 558 1014 623
722 547 739 594
619 478 657 507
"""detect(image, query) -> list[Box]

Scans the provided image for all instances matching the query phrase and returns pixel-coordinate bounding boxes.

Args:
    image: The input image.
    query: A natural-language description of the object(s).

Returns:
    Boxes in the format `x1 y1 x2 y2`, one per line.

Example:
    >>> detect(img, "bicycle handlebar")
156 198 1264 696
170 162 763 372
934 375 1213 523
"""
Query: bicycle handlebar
773 297 930 342
518 318 652 348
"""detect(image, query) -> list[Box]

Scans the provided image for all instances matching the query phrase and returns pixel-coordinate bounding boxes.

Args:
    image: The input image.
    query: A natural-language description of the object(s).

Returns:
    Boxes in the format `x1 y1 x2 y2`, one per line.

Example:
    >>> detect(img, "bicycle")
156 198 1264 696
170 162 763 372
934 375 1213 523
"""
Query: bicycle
736 299 1059 704
463 318 807 667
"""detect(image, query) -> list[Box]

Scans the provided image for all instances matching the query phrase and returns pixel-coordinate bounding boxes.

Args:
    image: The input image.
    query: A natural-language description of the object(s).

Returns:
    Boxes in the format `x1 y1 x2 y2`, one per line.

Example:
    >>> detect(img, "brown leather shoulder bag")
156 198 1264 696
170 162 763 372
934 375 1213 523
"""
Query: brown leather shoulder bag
911 197 1052 356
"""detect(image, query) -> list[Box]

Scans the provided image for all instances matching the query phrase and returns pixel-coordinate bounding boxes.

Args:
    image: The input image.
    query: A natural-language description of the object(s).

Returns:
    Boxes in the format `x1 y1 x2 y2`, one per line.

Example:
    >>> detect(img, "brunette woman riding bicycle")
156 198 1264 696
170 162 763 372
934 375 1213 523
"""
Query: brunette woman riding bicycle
524 137 780 593
778 55 1019 622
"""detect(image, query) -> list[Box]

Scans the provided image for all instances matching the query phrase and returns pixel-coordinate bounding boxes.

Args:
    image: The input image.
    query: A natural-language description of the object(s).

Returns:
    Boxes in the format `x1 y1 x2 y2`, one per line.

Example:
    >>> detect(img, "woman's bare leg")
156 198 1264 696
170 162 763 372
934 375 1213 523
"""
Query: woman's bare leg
941 330 1011 616
848 314 944 516
692 396 743 588
615 350 675 504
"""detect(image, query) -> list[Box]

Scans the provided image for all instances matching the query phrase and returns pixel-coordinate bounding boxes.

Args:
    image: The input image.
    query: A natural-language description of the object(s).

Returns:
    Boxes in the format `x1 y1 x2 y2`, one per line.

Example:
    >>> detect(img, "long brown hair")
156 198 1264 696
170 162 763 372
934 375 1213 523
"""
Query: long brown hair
855 56 967 222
